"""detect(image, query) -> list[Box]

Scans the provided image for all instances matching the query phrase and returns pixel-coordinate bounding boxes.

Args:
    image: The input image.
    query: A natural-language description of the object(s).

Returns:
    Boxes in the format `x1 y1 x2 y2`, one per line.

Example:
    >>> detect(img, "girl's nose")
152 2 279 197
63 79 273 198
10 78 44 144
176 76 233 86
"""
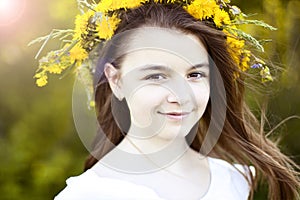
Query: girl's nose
167 93 178 103
166 79 190 105
167 92 189 105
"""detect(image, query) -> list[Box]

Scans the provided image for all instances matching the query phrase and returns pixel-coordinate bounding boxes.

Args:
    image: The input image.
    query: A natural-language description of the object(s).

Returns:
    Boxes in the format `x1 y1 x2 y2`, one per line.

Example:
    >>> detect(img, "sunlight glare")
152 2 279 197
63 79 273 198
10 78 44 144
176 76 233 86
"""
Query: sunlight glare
0 0 26 26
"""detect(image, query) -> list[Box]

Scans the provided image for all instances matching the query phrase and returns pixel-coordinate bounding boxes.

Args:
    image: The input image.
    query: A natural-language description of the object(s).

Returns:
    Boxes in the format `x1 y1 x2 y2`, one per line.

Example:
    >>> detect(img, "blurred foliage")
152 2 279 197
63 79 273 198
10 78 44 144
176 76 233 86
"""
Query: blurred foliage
0 0 87 199
0 0 299 199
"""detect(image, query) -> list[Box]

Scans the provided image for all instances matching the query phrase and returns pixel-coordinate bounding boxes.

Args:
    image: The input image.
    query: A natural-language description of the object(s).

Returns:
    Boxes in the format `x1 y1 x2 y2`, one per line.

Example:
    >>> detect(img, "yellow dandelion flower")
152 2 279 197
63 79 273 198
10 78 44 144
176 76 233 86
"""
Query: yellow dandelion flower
96 0 117 12
156 0 177 3
96 0 122 12
70 44 88 63
97 14 121 39
184 0 218 20
226 34 245 50
240 53 251 71
36 75 48 87
230 53 240 66
73 11 94 40
47 64 63 74
226 33 251 71
214 8 231 27
96 0 147 12
34 72 43 79
224 31 248 70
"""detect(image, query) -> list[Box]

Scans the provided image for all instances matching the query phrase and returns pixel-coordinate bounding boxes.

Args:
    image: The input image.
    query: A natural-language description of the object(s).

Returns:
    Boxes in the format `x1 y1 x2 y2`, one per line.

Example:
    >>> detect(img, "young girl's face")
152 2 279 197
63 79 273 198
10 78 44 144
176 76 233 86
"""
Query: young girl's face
107 27 210 140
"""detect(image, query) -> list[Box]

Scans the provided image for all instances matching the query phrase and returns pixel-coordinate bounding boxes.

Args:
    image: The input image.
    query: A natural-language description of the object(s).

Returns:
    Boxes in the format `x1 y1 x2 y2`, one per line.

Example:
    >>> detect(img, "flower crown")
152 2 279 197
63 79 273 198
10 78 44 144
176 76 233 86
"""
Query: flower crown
30 0 275 105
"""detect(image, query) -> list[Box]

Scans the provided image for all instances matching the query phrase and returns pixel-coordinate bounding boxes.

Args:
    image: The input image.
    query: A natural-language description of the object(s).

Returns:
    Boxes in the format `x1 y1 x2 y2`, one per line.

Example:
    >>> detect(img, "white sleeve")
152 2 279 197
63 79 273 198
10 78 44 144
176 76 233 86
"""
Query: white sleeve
54 170 164 200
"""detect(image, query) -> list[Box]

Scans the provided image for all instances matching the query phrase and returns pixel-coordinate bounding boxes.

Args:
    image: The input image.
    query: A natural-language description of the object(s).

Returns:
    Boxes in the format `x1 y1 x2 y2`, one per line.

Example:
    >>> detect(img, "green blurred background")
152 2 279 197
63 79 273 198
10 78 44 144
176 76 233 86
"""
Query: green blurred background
0 0 299 199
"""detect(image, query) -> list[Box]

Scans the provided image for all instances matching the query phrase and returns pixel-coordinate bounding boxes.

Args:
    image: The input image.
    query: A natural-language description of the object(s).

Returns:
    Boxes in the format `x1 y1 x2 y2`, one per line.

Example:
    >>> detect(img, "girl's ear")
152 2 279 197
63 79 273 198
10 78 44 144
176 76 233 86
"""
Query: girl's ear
104 63 124 101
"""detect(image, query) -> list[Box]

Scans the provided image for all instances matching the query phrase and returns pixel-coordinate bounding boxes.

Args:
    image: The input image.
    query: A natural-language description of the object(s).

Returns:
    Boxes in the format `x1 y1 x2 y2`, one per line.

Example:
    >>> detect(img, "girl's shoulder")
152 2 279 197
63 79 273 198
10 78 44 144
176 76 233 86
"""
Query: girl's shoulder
54 169 164 200
202 157 255 200
207 156 256 178
54 157 255 200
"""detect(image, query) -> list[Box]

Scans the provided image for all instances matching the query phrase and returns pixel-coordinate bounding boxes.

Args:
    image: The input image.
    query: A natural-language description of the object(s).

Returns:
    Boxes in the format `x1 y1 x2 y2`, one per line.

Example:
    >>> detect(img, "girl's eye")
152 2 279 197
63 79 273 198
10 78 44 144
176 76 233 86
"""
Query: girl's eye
187 72 205 80
145 74 166 81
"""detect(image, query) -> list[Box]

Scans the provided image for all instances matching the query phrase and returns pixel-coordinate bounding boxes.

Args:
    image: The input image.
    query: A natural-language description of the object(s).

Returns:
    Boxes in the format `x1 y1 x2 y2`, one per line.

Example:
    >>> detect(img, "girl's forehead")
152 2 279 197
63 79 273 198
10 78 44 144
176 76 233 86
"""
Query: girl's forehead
119 27 209 73
127 27 206 54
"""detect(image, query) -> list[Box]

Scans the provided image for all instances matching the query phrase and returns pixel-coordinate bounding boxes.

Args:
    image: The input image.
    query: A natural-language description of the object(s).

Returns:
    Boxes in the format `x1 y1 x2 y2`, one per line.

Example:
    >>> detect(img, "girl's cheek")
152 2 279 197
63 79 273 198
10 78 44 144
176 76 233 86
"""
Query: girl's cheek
126 89 160 128
192 84 210 102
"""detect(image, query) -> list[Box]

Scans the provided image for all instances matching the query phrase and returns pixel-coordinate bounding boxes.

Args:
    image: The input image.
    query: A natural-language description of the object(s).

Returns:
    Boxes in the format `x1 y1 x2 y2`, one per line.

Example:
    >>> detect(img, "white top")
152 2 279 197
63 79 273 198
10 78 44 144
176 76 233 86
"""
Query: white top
54 157 255 200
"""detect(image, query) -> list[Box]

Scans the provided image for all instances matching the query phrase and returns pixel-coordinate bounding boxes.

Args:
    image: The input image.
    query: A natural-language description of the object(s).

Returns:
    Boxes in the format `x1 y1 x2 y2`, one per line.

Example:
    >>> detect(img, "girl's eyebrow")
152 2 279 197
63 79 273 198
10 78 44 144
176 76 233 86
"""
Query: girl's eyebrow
189 63 209 70
138 63 209 72
138 64 172 72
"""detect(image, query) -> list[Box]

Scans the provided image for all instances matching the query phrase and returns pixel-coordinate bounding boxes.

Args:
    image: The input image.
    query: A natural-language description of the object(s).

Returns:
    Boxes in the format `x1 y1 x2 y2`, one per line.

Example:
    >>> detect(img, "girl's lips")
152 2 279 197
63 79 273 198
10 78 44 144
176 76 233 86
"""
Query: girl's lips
158 111 190 120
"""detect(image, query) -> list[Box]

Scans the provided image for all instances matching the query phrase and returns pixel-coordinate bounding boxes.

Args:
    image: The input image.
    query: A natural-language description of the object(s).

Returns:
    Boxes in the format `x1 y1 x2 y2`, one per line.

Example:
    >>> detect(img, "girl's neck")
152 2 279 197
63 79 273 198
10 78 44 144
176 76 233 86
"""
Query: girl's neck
117 134 190 155
98 132 208 174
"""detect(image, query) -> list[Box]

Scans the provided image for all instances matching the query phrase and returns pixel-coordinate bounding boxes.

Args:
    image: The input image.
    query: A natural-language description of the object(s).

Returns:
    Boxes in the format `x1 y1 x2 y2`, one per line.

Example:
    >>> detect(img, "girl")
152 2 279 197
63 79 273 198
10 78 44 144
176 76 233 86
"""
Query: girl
33 1 300 199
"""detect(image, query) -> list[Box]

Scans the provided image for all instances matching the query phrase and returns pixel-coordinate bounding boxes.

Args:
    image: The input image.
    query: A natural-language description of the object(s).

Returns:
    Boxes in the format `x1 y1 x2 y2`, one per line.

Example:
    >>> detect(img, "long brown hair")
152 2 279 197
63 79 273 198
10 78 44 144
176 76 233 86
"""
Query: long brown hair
84 3 300 200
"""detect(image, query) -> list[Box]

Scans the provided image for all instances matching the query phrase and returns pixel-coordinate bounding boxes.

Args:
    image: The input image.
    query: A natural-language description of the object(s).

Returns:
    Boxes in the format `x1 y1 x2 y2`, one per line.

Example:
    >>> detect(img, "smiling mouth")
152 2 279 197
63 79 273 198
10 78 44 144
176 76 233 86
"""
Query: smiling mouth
158 111 190 120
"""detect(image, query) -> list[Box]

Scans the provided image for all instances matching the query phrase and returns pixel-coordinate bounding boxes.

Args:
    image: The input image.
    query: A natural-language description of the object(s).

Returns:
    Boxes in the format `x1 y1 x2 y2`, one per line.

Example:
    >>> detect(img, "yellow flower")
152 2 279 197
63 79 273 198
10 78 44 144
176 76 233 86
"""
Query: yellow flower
184 0 218 20
154 0 176 3
214 8 231 27
226 34 245 50
230 53 240 67
227 37 251 71
225 31 250 71
240 52 251 71
70 44 88 63
97 14 121 39
34 72 43 79
73 11 94 40
95 0 119 12
36 75 48 87
47 64 63 74
96 0 146 12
